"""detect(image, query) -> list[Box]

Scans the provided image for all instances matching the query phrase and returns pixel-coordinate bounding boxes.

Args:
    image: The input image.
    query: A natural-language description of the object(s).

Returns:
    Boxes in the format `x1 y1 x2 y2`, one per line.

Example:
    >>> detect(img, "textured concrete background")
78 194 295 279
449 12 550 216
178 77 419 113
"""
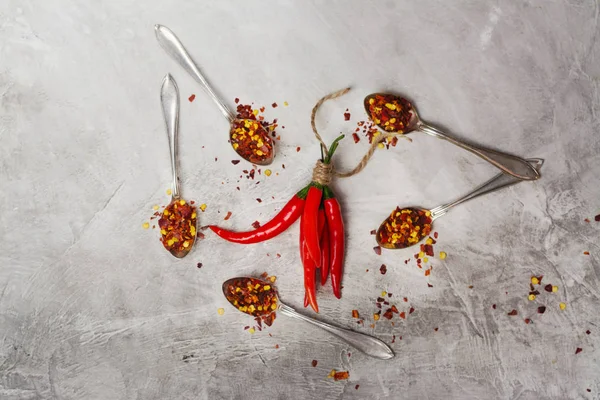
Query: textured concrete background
1 1 600 399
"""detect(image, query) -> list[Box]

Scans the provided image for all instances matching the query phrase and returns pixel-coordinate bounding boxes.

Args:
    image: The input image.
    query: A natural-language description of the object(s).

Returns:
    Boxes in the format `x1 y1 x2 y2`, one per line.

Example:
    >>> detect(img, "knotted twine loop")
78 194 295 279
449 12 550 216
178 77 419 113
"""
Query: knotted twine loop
310 88 406 179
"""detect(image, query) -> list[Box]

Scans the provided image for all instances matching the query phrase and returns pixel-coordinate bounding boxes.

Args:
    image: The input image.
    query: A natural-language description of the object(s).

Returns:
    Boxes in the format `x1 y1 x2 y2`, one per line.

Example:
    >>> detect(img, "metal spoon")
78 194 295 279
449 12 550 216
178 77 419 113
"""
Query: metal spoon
222 277 394 360
364 93 540 181
155 25 274 165
160 74 196 258
376 158 543 249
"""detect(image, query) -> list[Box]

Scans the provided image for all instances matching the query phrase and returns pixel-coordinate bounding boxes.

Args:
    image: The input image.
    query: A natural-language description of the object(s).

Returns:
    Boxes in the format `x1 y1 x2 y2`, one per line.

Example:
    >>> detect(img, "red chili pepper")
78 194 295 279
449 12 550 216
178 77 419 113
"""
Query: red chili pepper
319 210 330 285
300 212 319 312
324 186 344 299
303 185 322 266
209 187 309 243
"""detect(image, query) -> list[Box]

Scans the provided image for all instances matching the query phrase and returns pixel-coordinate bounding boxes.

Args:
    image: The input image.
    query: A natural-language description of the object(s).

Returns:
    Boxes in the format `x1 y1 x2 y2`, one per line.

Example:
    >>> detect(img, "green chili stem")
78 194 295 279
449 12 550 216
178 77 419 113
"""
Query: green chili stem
324 134 345 164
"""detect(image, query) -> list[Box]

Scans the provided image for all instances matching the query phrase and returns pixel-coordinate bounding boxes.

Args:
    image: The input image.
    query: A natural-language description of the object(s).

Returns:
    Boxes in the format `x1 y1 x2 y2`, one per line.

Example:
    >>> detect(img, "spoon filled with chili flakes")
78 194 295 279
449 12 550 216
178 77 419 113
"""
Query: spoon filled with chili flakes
377 159 543 249
158 74 197 258
222 276 394 360
155 25 274 165
364 93 540 181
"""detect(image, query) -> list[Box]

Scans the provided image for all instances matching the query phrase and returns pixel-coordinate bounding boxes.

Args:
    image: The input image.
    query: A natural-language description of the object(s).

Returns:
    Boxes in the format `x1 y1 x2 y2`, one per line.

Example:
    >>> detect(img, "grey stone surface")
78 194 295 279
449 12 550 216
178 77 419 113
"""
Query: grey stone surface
1 1 599 399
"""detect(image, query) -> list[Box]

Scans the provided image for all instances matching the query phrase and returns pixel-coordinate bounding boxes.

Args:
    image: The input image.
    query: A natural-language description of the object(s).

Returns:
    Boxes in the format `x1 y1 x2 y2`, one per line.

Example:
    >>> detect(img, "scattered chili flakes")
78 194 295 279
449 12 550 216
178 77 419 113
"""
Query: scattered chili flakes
427 283 433 288
524 318 531 324
409 307 415 314
188 94 196 102
399 311 406 319
586 329 591 334
312 360 318 367
231 160 240 165
544 284 553 293
256 198 262 203
373 246 382 255
197 232 205 240
538 306 546 314
352 310 360 319
575 347 583 354
380 264 387 274
508 310 518 316
224 211 232 220
434 327 439 332
378 207 432 249
333 371 350 381
344 109 351 121
196 262 203 268
296 146 301 152
352 133 360 143
595 214 600 221
158 200 197 254
366 94 413 132
355 385 360 390
584 251 590 255
492 304 497 309
251 221 261 229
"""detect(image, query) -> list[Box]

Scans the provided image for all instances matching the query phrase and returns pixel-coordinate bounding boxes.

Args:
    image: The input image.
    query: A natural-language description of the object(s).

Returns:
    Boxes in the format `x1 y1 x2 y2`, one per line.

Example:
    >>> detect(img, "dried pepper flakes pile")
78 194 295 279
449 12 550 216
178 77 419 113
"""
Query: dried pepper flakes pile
366 94 413 132
229 101 281 165
158 199 197 253
224 276 277 327
352 120 399 149
377 207 432 249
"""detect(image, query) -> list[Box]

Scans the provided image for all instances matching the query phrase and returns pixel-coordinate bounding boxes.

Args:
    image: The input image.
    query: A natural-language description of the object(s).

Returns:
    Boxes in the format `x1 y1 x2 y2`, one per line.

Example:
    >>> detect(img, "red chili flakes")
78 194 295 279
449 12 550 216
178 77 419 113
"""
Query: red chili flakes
585 218 591 222
409 307 415 314
537 306 546 314
158 200 197 254
271 102 278 108
380 264 387 274
256 198 262 203
252 221 261 229
366 94 413 132
508 310 518 316
584 251 590 255
276 253 281 258
312 360 318 367
351 310 360 319
196 262 203 268
296 146 301 152
231 160 240 165
399 312 406 319
370 229 376 235
378 208 432 249
424 268 431 277
492 304 497 309
524 318 531 324
333 371 349 381
188 94 196 102
434 231 438 239
575 347 583 354
355 384 360 390
383 309 394 320
352 133 360 143
586 329 591 334
230 107 273 164
197 232 206 240
224 277 278 320
234 98 240 104
224 211 232 221
344 109 351 121
595 214 600 221
373 246 382 255
434 327 439 332
274 344 279 349
427 283 433 288
544 284 553 292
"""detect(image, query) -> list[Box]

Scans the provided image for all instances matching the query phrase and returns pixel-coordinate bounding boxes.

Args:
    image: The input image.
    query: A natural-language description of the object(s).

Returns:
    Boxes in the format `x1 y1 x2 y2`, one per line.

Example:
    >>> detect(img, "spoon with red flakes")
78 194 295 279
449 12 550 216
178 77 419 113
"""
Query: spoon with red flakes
376 159 543 249
364 93 540 181
158 74 197 258
155 25 274 165
222 276 394 359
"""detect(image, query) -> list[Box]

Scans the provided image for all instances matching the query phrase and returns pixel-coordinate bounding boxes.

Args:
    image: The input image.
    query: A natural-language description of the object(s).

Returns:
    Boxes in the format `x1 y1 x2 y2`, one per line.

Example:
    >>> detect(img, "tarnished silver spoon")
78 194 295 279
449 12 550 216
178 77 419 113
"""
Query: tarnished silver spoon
222 276 394 360
365 93 540 181
155 25 274 165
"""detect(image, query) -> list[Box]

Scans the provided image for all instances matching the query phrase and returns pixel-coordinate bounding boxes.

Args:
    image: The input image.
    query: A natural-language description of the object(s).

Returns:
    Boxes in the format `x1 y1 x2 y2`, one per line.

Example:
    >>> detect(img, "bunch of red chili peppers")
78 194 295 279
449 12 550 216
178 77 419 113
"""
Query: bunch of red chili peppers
210 135 346 312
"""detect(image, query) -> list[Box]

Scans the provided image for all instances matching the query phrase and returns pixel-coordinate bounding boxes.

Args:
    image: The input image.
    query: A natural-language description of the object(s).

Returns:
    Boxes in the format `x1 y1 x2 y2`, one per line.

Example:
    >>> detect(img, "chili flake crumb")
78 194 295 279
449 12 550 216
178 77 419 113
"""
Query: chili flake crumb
427 283 433 288
197 262 203 268
352 133 360 143
352 310 360 319
575 347 582 354
559 302 566 310
197 232 205 240
231 160 240 165
508 310 518 316
344 110 351 121
524 318 531 324
584 251 590 255
271 102 278 108
217 308 224 315
355 385 360 390
252 221 261 229
434 327 439 332
586 329 591 334
334 371 349 381
373 246 382 255
587 389 591 392
538 306 546 314
585 218 591 222
492 304 496 309
399 311 406 319
409 307 415 314
224 211 232 220
380 264 387 274
296 146 301 152
234 98 239 104
378 207 432 249
595 214 600 221
256 198 262 203
276 253 281 258
188 94 195 102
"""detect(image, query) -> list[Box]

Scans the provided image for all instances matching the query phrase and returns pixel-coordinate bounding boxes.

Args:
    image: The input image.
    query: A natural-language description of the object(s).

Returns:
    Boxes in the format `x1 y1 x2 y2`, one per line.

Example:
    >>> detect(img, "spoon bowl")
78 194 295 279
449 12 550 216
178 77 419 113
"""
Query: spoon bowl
364 92 540 180
222 276 394 359
376 158 543 250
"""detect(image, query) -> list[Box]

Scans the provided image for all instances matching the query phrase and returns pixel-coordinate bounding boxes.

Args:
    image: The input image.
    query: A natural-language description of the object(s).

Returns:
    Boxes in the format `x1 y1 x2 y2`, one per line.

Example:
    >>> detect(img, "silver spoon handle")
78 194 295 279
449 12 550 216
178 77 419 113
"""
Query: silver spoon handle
154 24 235 122
279 303 394 360
160 74 181 199
430 158 543 220
418 122 540 181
